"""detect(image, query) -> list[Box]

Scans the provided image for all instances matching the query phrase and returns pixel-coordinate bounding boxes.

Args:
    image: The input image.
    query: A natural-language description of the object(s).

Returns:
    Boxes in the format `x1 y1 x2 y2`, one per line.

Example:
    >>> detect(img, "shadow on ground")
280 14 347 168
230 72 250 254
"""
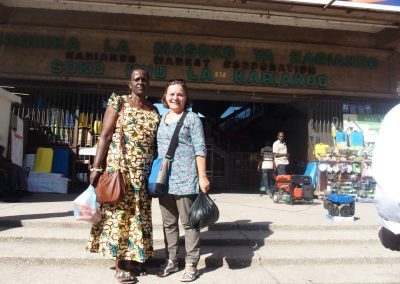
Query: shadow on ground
0 210 74 229
0 192 78 203
150 219 273 276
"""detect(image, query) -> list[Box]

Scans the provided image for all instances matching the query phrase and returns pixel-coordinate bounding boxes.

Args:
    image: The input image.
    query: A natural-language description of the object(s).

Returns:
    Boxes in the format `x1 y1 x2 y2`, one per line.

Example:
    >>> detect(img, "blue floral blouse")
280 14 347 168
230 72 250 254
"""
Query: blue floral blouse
156 111 206 195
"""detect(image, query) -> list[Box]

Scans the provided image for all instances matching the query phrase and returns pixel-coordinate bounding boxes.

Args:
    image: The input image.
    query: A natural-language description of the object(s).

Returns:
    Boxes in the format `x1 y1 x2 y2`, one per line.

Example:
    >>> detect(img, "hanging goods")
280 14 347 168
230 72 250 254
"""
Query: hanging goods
148 112 188 197
314 143 329 159
349 131 365 147
335 131 348 148
189 191 219 231
95 100 126 204
331 117 338 146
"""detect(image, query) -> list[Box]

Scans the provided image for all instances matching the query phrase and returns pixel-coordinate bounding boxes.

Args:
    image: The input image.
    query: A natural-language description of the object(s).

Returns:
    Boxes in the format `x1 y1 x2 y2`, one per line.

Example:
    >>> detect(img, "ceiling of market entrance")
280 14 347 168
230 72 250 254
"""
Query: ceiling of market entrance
1 0 400 34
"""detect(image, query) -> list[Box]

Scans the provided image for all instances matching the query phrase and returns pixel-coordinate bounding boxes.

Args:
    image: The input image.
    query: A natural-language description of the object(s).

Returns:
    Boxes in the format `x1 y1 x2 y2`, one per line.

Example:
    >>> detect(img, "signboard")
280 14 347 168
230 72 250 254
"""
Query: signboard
0 26 393 96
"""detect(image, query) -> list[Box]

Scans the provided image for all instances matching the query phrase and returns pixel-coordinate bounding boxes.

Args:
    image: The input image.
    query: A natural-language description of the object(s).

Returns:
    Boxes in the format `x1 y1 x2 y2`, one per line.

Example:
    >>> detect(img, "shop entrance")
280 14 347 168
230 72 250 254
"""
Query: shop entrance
192 99 309 192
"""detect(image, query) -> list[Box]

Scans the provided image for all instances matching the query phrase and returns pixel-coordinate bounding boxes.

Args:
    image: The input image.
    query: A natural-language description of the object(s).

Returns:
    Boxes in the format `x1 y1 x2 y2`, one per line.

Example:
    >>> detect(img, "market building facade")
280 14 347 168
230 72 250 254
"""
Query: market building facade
0 0 399 193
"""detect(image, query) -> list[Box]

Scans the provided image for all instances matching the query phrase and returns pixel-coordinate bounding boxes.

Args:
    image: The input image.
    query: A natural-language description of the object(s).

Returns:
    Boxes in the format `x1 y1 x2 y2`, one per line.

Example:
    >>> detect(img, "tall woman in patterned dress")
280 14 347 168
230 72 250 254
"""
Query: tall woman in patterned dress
87 68 160 283
156 79 210 282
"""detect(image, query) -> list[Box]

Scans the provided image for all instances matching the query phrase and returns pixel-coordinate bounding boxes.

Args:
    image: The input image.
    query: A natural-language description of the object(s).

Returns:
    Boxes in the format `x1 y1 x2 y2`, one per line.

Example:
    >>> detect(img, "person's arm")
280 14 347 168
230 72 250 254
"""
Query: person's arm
257 160 262 172
275 153 289 158
196 155 210 193
188 114 209 193
273 142 282 158
273 142 289 158
89 105 118 187
274 153 286 158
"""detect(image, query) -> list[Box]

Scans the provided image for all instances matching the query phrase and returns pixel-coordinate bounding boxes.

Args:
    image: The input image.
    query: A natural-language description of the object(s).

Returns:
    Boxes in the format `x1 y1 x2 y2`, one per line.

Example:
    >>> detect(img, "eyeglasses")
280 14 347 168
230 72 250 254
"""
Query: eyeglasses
168 79 186 85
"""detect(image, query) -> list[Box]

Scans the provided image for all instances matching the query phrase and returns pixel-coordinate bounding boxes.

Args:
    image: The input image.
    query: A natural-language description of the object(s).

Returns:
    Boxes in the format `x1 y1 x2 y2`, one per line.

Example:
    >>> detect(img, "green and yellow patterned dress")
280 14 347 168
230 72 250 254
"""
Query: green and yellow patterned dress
86 93 160 262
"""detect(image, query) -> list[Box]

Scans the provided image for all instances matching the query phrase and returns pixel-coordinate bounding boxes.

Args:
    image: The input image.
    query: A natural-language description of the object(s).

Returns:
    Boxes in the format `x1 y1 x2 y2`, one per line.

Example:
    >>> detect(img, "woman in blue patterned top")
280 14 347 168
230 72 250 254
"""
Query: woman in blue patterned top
157 79 210 282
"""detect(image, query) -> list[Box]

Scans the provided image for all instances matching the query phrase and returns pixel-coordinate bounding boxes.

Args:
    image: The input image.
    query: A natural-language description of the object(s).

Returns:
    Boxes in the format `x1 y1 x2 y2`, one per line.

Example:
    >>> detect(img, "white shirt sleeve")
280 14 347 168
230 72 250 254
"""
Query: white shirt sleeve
272 141 278 154
372 104 400 234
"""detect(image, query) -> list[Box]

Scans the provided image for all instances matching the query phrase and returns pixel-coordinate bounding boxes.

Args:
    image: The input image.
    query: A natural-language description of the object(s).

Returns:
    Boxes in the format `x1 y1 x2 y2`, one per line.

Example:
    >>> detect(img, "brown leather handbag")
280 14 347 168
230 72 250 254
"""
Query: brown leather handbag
95 169 125 204
95 100 126 204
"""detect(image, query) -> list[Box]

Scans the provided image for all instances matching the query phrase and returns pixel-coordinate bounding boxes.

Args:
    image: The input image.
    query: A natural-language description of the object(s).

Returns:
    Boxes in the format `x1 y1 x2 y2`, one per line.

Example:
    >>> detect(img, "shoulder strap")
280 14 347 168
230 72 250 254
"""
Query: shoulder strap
120 100 124 140
165 111 188 159
119 97 125 154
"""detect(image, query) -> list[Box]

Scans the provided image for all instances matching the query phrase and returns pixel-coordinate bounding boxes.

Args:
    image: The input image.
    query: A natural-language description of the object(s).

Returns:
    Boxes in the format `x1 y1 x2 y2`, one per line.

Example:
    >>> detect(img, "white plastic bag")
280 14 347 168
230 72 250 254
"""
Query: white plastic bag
73 185 101 223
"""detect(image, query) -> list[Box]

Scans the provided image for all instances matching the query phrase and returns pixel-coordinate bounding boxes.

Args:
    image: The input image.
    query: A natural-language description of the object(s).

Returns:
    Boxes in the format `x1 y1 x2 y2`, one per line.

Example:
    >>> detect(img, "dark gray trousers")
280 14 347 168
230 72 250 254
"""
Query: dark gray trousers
276 164 288 176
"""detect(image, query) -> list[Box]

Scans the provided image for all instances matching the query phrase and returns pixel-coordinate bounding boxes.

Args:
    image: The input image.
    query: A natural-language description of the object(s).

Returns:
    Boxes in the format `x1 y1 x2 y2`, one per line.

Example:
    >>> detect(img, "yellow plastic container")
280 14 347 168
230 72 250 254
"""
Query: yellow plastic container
34 147 54 173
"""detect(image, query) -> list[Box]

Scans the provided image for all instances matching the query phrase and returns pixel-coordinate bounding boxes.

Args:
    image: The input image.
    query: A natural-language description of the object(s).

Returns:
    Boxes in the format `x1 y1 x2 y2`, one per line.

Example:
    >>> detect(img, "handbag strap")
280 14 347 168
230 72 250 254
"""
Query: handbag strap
118 98 125 166
119 100 124 147
165 111 188 159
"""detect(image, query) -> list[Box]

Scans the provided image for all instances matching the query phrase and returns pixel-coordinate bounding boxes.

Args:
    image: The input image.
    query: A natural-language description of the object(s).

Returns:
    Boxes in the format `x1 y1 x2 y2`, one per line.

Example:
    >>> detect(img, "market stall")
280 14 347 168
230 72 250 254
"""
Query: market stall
308 111 384 202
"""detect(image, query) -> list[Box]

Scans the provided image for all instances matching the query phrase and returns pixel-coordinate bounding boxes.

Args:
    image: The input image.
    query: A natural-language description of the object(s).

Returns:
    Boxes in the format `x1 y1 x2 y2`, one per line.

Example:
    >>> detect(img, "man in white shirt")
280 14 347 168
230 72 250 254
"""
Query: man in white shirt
273 131 289 175
372 104 400 251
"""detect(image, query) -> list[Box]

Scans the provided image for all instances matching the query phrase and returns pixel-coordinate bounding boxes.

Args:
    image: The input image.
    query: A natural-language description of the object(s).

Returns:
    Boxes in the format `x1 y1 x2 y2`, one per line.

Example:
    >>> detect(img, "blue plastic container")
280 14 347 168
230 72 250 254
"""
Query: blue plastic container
326 193 354 204
52 148 70 177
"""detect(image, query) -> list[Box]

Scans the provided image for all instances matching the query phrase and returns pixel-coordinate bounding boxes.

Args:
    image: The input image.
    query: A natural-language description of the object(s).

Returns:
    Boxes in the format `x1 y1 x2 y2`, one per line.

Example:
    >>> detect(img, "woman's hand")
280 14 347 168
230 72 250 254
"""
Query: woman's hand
199 176 210 193
89 171 102 187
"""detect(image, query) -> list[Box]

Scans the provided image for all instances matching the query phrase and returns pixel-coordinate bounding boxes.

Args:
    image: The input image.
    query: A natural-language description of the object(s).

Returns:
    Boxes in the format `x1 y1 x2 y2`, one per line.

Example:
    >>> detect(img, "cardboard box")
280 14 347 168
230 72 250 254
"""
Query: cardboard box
28 172 69 194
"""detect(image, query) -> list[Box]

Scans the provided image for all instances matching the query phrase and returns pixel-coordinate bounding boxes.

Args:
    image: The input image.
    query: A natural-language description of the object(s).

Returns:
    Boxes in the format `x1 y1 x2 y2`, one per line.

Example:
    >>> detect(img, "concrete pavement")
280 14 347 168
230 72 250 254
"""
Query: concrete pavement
0 192 381 228
1 192 400 284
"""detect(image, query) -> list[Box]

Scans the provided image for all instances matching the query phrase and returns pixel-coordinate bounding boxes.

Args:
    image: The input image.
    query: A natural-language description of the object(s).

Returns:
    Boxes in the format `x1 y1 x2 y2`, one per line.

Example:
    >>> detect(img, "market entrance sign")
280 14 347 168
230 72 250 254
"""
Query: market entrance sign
0 27 392 96
151 42 379 88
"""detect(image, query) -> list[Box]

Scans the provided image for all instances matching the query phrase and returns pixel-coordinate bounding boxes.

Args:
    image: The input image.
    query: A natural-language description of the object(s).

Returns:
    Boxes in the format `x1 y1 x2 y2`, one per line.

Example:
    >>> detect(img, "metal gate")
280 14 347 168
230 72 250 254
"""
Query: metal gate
10 84 114 190
13 86 110 149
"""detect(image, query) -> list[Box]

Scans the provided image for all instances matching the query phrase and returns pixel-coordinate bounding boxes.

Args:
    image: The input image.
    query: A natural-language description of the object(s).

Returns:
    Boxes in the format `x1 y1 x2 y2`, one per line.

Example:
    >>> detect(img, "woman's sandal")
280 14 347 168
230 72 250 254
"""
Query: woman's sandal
115 270 136 283
157 260 179 277
180 264 200 282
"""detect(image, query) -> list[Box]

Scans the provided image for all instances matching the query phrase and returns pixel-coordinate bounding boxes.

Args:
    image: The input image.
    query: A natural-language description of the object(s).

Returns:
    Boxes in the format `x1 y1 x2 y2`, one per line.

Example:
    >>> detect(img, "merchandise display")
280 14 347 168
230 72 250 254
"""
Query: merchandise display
316 148 375 201
310 114 379 202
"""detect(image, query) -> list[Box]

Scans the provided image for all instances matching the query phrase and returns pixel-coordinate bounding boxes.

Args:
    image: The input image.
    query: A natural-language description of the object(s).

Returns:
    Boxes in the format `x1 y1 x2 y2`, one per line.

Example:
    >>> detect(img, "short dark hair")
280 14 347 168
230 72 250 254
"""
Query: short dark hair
161 79 190 110
130 68 149 80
